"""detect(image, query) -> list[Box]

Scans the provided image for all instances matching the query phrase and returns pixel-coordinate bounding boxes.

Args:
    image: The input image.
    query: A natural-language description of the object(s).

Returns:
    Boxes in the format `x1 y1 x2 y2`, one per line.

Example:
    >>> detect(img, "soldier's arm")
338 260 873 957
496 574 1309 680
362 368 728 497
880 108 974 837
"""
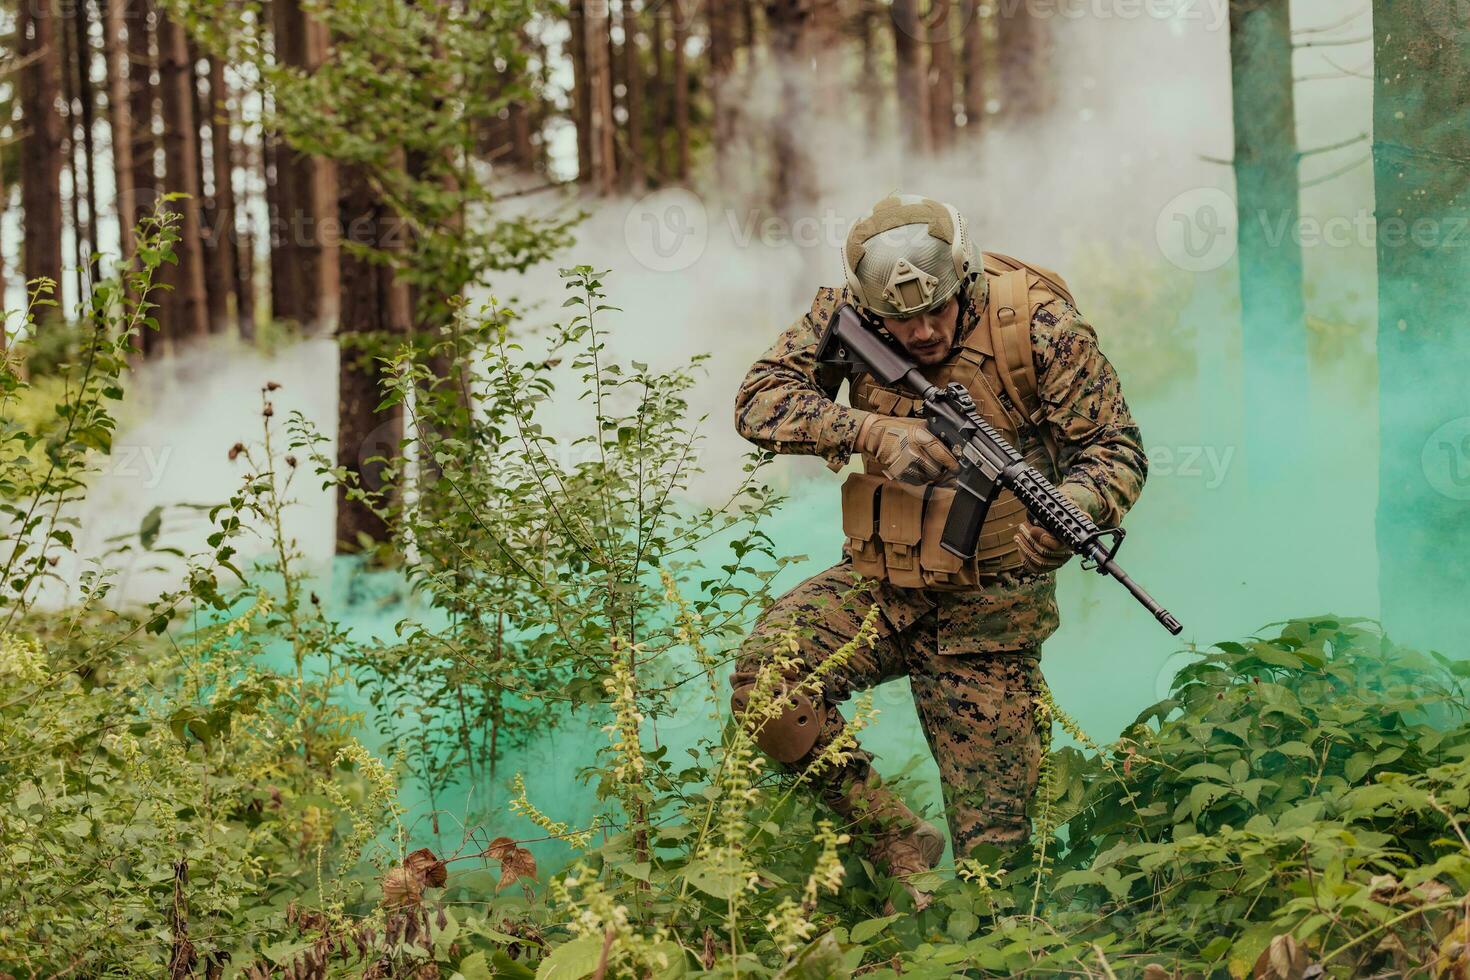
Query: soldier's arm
734 287 870 471
1031 298 1149 529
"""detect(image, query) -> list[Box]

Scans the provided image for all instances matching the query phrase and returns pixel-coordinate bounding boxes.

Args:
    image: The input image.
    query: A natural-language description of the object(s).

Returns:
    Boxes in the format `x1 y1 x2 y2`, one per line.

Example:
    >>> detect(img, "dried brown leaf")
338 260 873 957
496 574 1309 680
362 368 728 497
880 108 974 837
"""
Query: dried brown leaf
1253 934 1310 980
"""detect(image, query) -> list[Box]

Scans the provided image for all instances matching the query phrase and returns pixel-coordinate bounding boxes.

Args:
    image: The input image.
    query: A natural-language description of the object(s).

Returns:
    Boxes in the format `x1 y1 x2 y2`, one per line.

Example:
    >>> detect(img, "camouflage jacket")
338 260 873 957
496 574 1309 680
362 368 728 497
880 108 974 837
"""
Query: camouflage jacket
732 284 1149 653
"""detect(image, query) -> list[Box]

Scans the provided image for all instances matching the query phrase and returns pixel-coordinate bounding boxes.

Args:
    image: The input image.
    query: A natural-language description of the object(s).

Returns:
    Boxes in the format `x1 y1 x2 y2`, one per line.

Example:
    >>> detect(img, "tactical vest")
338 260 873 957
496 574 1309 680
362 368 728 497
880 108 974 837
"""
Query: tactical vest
840 252 1077 590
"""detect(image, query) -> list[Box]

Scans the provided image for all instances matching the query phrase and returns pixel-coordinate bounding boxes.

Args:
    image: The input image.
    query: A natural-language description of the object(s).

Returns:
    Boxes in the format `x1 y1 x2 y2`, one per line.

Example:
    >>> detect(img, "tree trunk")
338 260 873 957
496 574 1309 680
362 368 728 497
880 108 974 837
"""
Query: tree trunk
125 0 158 212
335 163 409 551
673 0 690 179
58 0 87 295
568 0 592 183
858 1 881 144
892 0 929 155
926 0 956 150
622 0 645 190
18 0 66 304
961 0 984 131
232 96 258 339
101 0 136 262
203 57 238 334
1229 0 1307 486
650 2 668 181
269 0 338 330
994 0 1052 118
126 0 160 356
1372 0 1470 650
706 0 733 174
584 0 617 194
70 0 102 285
156 12 209 343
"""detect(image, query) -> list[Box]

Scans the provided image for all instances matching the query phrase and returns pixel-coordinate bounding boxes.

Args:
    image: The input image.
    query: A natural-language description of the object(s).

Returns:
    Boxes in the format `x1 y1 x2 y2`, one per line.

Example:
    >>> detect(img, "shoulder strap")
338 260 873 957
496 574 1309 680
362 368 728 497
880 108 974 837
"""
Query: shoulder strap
981 250 1075 307
987 266 1060 466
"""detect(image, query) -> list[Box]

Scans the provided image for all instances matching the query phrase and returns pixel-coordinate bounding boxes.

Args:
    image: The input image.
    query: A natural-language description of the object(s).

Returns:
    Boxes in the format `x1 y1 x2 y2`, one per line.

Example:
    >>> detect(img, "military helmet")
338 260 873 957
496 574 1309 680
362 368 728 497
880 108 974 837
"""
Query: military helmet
841 194 977 319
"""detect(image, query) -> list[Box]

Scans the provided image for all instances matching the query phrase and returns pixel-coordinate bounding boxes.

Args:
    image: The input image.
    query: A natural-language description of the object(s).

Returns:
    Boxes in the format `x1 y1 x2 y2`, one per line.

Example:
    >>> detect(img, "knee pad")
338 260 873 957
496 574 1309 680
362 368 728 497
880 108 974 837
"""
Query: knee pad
730 682 826 764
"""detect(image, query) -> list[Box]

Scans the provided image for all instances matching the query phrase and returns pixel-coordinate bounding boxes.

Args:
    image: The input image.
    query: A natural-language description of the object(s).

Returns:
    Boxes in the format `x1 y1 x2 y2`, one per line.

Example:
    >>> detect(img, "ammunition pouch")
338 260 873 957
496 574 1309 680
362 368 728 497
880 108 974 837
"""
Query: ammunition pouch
840 471 1034 589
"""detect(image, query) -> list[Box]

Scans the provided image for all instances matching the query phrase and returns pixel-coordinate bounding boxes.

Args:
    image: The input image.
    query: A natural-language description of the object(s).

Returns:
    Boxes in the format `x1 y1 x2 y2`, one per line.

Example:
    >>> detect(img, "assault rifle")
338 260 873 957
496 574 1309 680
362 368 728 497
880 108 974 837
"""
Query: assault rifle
817 303 1182 636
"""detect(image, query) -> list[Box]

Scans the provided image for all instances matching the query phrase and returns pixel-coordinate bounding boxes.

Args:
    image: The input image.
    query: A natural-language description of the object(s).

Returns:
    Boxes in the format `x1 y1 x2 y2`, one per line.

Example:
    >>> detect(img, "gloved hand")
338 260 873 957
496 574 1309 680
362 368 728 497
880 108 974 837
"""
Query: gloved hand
858 414 960 484
1013 484 1098 574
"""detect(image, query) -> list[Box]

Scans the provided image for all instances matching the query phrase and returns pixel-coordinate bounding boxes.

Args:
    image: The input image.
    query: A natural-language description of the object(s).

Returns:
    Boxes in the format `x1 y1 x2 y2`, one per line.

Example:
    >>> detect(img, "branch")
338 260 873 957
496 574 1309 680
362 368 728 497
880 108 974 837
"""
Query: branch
1294 35 1371 48
1299 131 1370 158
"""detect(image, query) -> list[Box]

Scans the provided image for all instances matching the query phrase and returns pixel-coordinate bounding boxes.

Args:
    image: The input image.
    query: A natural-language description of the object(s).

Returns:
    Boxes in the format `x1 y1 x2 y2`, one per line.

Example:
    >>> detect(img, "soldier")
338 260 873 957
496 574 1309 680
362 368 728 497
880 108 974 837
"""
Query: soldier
729 194 1149 905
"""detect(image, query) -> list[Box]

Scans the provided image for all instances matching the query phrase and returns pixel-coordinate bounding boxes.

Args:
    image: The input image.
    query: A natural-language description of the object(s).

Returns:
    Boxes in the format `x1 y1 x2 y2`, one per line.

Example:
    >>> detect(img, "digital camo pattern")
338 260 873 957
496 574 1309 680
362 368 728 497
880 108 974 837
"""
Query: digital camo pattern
731 277 1147 855
734 286 866 472
1029 298 1148 529
729 565 1047 857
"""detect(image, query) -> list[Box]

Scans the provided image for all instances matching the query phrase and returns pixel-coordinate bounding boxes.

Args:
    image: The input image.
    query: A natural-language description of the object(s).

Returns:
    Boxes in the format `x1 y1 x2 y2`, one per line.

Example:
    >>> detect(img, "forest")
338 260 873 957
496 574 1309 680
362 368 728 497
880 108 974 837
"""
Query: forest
2 0 1470 975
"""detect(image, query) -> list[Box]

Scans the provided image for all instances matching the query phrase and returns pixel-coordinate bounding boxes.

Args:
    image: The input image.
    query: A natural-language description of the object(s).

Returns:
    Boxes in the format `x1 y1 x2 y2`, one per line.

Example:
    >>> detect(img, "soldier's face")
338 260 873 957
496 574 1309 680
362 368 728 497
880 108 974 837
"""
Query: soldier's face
882 296 960 365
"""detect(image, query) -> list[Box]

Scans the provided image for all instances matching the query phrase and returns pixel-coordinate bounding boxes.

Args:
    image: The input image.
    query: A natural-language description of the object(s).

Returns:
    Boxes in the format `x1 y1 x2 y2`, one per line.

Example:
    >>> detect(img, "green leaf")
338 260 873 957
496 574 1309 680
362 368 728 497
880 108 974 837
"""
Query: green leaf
535 932 605 980
458 952 492 980
851 913 902 943
139 506 163 550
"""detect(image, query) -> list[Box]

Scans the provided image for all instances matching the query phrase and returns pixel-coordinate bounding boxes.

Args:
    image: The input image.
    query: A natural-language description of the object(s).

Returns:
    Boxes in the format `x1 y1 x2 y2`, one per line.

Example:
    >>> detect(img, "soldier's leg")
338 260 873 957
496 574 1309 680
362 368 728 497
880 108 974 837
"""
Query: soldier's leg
731 568 945 904
908 650 1047 860
730 564 908 780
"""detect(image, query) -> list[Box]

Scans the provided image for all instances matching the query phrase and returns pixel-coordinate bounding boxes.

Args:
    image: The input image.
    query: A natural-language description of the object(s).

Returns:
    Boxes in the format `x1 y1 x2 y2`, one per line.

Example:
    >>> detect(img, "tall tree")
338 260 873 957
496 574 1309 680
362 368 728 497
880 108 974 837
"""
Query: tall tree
583 0 616 193
268 0 338 329
102 0 136 262
126 0 161 356
231 107 257 339
125 0 158 212
707 0 733 169
892 0 929 155
18 0 66 301
156 11 208 341
763 0 809 209
1229 0 1308 485
202 57 238 333
961 0 984 131
335 164 409 550
622 0 645 190
926 0 956 150
650 0 669 179
672 0 690 179
858 0 883 144
1372 0 1470 649
568 0 593 182
69 0 102 285
994 1 1052 118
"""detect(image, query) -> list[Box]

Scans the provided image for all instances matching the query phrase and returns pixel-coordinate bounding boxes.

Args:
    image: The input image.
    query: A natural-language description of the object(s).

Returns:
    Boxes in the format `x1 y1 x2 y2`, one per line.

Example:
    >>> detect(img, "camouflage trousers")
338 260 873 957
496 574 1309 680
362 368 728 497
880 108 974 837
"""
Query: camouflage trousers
731 562 1049 858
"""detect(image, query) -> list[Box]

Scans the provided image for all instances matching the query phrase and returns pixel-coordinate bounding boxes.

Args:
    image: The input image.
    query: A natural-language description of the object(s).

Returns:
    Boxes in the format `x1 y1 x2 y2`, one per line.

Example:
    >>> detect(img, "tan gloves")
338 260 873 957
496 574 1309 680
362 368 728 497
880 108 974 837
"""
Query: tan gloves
1013 483 1100 574
857 414 960 484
